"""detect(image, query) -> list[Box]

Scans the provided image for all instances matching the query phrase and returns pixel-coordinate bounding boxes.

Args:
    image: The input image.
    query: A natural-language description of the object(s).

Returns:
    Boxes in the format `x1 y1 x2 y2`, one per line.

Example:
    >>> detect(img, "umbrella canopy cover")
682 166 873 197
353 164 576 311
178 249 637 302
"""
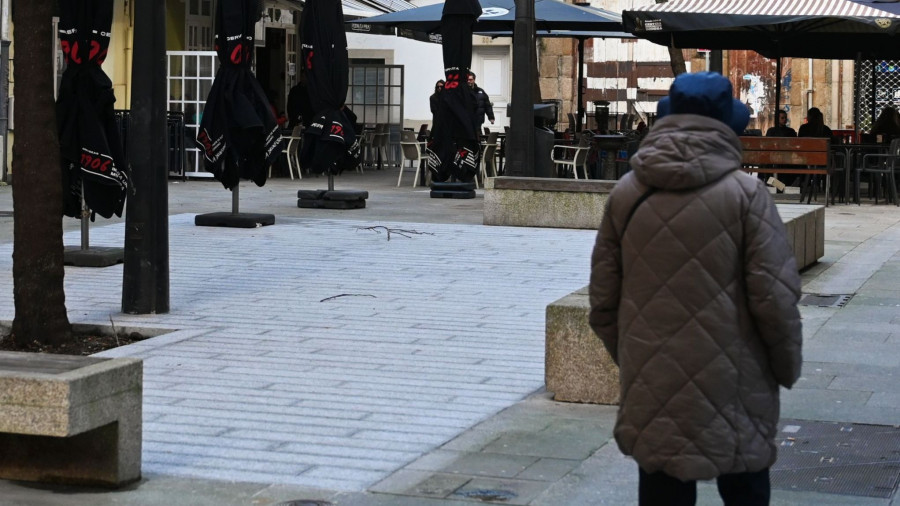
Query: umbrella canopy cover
426 0 482 183
196 0 282 190
298 0 360 175
56 0 129 219
623 0 900 59
353 0 621 35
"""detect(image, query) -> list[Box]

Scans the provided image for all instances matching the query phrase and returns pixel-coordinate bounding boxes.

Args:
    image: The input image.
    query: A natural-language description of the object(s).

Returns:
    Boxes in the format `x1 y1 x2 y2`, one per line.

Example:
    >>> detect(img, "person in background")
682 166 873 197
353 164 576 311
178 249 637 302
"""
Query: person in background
287 71 314 129
430 79 444 127
589 71 802 506
763 109 796 190
467 72 495 131
871 105 900 142
798 107 832 139
766 109 796 137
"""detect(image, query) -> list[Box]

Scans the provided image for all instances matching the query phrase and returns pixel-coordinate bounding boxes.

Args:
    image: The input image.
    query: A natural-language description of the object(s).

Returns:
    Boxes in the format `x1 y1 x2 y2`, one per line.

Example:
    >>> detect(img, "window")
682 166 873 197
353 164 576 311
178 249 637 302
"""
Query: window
167 51 219 177
346 65 404 126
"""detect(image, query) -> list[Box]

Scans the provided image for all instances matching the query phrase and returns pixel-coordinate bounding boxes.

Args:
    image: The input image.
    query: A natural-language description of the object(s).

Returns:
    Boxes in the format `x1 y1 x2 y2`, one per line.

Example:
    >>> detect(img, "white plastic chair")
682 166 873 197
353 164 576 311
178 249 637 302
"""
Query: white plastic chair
552 134 591 179
398 130 427 187
478 132 500 186
270 125 302 179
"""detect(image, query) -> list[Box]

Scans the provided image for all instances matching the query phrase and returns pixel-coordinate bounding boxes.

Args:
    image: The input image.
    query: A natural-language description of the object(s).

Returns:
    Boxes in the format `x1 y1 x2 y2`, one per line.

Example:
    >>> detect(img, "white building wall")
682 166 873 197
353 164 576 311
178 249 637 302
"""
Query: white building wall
346 32 443 128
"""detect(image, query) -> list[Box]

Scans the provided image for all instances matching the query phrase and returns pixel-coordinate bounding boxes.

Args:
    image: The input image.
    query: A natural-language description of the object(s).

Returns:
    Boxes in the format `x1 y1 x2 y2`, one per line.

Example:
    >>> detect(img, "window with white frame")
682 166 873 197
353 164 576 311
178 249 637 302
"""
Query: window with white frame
167 51 219 177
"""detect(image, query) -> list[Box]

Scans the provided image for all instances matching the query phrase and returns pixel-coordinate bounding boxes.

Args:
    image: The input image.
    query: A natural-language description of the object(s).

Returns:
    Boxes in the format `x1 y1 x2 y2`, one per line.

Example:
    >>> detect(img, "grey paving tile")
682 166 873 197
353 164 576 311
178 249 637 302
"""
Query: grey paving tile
515 458 581 482
439 453 539 479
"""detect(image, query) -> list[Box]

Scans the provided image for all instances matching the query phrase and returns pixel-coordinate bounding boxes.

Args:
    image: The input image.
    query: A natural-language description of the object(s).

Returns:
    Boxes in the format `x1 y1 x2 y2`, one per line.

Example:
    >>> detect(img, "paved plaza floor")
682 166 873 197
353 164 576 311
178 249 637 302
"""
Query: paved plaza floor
0 169 899 505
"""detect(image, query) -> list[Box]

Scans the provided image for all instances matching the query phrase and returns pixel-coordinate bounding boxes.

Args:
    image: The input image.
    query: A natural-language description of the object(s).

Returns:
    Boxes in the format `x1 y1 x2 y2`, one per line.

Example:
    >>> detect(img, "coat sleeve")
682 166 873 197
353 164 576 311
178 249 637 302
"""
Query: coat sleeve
485 97 495 121
589 201 623 364
743 184 803 388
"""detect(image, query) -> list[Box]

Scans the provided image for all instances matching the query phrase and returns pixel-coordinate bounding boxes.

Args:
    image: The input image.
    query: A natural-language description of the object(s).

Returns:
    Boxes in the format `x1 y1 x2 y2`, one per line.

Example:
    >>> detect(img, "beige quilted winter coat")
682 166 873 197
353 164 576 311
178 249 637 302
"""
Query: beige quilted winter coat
589 114 803 481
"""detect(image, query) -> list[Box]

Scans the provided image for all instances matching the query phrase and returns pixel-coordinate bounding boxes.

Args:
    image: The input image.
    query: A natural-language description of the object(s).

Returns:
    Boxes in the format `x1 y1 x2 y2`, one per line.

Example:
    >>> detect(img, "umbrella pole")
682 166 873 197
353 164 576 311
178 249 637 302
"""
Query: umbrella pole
577 38 585 132
328 172 335 191
775 57 782 115
231 184 240 214
80 182 89 250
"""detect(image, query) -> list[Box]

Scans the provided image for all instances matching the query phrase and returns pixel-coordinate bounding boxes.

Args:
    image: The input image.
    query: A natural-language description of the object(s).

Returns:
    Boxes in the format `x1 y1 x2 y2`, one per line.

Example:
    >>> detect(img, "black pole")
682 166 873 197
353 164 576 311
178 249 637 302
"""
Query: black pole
0 40 9 182
122 0 169 314
775 56 782 115
577 37 584 132
709 50 723 74
871 60 878 128
506 0 535 177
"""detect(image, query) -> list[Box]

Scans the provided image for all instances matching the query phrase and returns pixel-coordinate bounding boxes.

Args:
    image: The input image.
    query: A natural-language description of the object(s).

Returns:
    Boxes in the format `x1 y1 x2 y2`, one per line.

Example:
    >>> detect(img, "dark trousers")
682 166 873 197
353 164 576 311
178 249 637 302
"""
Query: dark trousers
638 467 770 506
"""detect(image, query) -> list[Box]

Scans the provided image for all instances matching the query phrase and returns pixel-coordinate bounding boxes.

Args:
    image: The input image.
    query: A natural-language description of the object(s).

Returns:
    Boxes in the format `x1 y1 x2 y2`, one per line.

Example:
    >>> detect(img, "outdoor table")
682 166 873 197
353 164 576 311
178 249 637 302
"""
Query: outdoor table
832 143 886 203
591 134 629 179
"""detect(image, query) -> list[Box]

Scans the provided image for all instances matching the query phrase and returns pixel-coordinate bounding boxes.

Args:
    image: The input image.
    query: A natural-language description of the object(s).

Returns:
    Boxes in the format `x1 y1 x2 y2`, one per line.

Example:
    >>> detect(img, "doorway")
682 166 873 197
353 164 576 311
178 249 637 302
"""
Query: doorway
256 27 287 115
472 46 511 130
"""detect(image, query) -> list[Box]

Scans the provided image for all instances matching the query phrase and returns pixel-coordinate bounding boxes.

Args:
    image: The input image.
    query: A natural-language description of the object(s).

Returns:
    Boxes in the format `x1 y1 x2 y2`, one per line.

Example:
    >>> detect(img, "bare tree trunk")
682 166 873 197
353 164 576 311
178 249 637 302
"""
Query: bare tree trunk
655 0 687 76
10 0 72 346
668 47 687 76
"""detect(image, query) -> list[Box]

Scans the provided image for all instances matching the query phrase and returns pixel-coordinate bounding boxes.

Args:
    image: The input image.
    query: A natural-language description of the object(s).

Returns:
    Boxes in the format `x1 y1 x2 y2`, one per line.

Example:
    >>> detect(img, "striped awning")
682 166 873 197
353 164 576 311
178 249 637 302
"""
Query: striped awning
638 0 900 18
623 0 900 59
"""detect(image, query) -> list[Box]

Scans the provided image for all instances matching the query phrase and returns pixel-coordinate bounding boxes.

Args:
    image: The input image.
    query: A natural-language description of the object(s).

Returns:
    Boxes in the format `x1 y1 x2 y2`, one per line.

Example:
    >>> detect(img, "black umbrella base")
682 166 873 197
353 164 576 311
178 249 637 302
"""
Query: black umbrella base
63 246 124 268
194 212 276 228
430 181 476 199
297 189 368 210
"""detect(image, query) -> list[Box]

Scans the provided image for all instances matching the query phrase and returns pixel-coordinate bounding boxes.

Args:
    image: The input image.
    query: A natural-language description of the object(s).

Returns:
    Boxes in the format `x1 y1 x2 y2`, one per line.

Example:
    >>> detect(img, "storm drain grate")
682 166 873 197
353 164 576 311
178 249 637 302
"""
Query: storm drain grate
772 420 900 498
798 294 854 308
453 489 518 501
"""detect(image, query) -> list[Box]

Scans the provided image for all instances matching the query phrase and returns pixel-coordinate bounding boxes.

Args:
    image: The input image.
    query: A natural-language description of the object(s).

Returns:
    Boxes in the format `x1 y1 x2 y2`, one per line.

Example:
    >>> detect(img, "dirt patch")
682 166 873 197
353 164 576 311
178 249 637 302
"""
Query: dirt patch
0 331 147 356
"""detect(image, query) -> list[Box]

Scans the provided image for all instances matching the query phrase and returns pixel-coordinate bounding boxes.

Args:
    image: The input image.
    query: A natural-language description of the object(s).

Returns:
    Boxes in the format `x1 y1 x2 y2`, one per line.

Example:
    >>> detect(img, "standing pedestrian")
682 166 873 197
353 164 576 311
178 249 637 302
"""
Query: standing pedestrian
467 72 494 131
589 71 803 506
430 79 444 128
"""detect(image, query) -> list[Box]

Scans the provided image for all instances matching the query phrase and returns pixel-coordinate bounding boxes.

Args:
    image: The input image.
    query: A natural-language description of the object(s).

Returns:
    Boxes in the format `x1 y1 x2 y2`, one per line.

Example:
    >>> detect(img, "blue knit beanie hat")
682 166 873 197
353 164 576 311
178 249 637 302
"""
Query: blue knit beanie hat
656 72 749 135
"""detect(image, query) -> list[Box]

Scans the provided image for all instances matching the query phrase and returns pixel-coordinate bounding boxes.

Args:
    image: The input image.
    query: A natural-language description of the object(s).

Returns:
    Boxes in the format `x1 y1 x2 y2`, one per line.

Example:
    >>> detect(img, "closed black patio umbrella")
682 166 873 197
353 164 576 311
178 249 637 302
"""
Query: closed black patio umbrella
196 0 281 191
298 0 358 176
426 0 483 184
296 0 367 209
57 0 128 221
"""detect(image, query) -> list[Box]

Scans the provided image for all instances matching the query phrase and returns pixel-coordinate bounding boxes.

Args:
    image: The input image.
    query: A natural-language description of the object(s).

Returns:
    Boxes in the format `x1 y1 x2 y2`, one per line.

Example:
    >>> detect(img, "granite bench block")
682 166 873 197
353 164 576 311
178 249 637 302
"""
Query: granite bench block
545 288 619 405
544 204 823 405
0 351 142 487
484 178 824 270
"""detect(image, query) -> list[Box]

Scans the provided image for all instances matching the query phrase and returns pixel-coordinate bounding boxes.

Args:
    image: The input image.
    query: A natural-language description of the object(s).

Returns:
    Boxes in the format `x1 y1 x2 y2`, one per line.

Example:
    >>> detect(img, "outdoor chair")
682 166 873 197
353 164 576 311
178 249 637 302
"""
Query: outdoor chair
374 123 391 170
270 125 302 180
398 130 427 187
552 133 592 179
855 137 900 206
477 131 500 186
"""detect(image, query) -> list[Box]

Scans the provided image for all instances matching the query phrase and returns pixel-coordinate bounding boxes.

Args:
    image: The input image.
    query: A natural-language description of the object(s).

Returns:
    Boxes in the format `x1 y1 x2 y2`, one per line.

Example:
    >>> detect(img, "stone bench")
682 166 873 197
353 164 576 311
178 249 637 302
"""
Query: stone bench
484 177 616 229
0 351 142 487
544 202 824 405
484 176 824 271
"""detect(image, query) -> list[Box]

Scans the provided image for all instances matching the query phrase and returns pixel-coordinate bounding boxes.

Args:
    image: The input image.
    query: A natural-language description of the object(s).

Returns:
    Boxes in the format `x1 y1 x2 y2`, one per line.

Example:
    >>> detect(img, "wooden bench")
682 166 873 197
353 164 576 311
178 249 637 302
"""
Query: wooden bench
0 352 142 487
740 136 832 206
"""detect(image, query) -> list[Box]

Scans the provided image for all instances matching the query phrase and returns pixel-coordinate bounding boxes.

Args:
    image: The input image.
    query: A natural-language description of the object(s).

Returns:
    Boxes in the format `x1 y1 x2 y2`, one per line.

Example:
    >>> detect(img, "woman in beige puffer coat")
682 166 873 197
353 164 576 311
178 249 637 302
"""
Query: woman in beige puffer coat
589 72 803 505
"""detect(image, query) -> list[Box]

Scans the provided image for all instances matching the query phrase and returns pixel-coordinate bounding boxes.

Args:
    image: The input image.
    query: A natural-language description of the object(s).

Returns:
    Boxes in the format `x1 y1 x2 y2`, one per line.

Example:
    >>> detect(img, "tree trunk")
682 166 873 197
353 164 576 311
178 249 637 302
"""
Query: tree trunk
10 0 72 346
668 47 687 76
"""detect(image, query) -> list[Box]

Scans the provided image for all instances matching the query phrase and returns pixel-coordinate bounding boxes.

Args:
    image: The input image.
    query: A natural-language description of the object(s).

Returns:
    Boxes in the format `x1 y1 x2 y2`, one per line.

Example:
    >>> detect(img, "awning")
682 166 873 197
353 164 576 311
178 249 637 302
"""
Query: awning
623 0 900 59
